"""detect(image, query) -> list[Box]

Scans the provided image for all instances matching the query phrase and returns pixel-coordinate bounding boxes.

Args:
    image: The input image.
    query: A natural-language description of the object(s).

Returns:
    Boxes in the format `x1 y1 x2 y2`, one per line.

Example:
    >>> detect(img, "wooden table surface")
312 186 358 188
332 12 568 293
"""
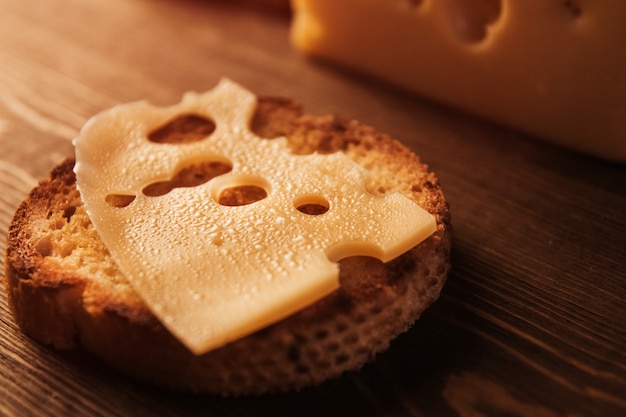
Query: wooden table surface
1 1 625 416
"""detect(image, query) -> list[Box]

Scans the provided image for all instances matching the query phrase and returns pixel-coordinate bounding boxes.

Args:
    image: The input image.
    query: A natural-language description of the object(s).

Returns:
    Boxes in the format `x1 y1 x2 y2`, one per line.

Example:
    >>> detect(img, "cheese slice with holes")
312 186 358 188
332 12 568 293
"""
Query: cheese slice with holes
73 79 436 354
291 0 626 161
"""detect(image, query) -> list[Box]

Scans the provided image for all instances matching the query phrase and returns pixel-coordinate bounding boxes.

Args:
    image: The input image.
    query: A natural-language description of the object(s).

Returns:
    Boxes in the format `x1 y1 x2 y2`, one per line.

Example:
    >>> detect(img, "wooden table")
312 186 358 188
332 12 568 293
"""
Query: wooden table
1 1 625 415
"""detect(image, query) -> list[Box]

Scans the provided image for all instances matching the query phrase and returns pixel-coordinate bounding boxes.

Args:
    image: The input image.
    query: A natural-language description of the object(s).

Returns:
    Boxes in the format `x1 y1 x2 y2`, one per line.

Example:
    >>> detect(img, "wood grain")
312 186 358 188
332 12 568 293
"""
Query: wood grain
1 0 625 416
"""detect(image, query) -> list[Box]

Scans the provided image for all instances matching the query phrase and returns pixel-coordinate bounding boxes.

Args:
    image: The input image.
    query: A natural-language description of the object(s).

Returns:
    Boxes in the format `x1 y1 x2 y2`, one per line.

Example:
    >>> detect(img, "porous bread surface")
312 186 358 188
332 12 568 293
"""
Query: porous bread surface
4 97 451 395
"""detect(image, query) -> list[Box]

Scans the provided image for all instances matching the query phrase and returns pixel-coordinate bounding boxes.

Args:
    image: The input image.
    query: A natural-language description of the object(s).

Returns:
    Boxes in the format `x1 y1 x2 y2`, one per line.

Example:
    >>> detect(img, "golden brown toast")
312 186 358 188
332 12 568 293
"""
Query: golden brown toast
4 97 451 395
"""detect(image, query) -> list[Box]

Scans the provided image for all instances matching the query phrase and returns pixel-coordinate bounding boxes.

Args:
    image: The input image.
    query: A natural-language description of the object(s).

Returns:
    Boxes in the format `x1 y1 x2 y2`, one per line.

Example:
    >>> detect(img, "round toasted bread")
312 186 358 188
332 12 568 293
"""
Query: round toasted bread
4 96 451 395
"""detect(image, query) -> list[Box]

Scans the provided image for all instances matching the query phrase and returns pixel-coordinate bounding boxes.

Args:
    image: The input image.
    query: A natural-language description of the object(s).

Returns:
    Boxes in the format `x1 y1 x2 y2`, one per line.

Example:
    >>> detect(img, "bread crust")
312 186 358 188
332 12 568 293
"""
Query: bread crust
4 97 451 395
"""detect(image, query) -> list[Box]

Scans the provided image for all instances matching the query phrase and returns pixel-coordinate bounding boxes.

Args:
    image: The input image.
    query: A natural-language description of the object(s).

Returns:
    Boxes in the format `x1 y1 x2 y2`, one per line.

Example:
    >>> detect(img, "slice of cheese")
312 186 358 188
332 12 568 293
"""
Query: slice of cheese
290 0 626 161
73 79 436 354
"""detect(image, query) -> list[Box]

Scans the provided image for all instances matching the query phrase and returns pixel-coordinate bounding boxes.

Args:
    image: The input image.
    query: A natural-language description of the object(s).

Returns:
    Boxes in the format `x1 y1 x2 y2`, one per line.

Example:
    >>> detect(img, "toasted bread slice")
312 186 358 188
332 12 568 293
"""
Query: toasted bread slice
4 97 451 395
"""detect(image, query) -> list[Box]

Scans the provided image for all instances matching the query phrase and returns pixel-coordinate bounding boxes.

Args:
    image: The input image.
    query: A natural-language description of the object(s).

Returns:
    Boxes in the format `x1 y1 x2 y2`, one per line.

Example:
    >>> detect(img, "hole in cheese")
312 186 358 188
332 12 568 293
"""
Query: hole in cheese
218 185 268 206
297 203 330 215
148 114 216 144
105 194 136 208
142 160 232 197
295 194 330 215
213 173 270 206
440 0 502 43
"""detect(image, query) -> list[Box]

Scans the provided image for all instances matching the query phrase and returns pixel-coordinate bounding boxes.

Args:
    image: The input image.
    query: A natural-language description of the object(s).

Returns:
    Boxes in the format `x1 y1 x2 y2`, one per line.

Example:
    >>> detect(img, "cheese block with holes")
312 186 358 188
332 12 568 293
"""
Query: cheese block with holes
291 0 626 160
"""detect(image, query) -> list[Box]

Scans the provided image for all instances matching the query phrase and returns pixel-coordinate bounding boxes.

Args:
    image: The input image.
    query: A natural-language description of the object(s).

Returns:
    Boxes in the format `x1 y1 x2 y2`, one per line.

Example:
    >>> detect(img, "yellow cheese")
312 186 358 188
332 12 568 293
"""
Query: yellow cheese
290 0 626 161
73 79 436 354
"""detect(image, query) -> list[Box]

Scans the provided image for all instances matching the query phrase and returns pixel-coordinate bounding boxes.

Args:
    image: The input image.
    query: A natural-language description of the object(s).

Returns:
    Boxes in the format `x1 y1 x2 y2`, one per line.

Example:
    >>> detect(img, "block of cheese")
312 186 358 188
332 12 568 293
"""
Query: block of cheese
290 0 626 161
73 79 436 354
